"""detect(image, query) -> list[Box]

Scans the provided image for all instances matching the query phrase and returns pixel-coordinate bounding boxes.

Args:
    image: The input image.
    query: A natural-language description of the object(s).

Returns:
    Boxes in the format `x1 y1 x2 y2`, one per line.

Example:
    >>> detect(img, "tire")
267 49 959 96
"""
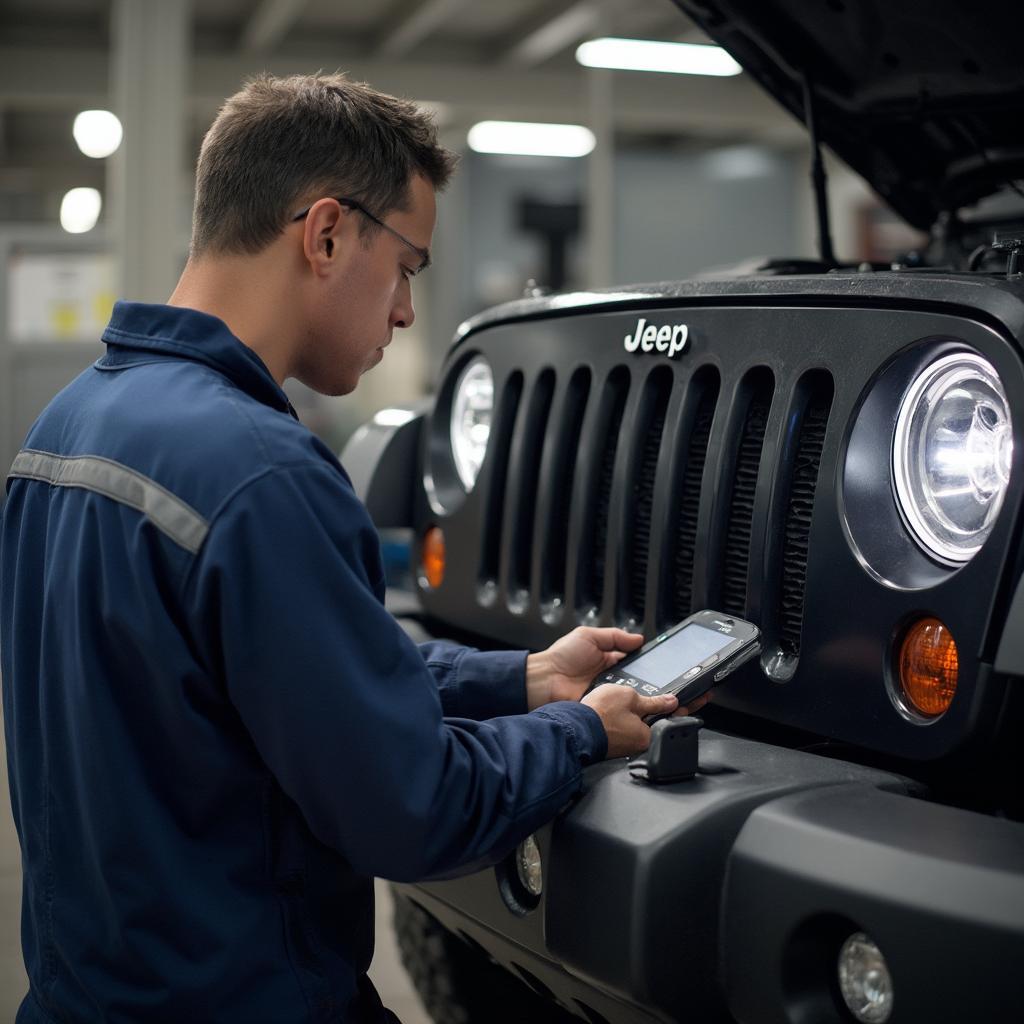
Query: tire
392 888 580 1024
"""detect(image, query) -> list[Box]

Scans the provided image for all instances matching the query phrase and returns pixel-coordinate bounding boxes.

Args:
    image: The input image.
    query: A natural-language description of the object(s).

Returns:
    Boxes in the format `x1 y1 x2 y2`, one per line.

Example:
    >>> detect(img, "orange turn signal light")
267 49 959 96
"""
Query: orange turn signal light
898 617 959 718
421 527 446 590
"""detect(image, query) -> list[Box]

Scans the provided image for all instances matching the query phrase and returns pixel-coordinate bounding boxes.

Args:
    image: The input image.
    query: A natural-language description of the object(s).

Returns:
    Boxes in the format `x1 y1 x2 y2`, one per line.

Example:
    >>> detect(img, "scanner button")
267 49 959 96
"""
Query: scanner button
684 666 702 679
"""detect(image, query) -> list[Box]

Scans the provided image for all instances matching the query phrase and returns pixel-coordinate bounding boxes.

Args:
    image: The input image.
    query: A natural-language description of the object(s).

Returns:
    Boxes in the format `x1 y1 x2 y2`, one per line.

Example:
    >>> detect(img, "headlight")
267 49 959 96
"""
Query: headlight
893 352 1012 565
450 357 493 491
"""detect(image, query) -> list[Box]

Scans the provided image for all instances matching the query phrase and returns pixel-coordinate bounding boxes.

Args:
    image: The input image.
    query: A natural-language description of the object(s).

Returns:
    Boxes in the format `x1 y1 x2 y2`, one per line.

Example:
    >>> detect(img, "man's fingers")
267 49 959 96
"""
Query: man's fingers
579 626 644 652
635 693 678 716
674 690 712 716
689 690 712 711
611 628 645 650
584 686 680 760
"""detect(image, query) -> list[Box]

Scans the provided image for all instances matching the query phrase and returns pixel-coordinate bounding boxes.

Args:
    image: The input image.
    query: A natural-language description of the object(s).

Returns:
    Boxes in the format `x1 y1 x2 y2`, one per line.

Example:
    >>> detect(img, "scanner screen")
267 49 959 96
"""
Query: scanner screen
626 624 732 688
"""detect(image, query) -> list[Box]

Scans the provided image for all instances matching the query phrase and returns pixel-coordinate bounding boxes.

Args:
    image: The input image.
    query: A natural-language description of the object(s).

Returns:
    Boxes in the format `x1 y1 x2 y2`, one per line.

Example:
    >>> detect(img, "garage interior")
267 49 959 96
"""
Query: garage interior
0 1 900 1019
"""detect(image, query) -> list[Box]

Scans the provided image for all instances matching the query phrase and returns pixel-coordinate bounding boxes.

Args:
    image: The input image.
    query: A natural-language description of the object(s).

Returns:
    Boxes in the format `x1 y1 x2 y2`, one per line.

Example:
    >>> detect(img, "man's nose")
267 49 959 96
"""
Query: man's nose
391 292 415 330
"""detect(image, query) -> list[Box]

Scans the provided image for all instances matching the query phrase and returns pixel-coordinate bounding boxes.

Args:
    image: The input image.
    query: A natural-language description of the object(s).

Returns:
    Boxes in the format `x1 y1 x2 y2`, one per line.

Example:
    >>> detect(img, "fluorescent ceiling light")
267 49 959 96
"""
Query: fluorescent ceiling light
60 188 102 233
576 37 742 76
467 121 596 158
73 110 123 159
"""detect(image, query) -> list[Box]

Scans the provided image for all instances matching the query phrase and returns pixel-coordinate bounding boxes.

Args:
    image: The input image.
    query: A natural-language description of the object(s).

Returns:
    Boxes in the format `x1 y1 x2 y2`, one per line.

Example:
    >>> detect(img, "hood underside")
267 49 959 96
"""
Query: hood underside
671 0 1024 229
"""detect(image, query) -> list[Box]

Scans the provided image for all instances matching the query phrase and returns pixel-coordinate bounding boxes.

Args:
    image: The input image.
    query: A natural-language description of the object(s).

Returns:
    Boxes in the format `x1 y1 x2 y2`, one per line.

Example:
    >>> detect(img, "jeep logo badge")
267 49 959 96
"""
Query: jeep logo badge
623 317 689 358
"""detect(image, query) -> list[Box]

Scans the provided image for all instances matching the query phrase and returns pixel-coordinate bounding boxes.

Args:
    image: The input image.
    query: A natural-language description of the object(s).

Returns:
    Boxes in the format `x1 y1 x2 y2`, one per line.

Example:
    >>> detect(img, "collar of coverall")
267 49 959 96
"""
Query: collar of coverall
99 301 297 419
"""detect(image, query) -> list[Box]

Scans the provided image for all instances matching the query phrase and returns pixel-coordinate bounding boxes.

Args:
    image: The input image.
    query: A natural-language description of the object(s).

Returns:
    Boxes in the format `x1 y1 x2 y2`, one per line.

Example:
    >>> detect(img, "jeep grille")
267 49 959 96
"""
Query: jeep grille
436 340 833 666
415 300 1021 757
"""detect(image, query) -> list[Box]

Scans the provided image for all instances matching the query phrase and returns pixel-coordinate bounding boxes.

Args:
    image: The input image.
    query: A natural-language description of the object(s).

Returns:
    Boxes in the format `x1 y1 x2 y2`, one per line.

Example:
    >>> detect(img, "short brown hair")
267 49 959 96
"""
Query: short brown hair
190 72 457 258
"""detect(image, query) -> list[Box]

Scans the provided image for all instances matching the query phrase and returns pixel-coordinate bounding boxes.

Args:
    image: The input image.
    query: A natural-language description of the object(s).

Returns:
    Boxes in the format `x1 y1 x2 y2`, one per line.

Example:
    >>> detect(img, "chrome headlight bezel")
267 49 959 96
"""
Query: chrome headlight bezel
892 351 1012 567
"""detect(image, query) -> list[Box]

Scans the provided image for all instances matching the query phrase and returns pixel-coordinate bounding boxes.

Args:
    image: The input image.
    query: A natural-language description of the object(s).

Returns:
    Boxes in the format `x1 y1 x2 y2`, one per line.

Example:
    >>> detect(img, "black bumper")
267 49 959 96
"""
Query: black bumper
397 719 1024 1023
723 784 1024 1023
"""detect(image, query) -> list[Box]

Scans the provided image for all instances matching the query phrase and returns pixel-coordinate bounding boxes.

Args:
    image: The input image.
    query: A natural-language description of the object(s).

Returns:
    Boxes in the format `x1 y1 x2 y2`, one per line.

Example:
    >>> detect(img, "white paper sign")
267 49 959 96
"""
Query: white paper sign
8 253 116 343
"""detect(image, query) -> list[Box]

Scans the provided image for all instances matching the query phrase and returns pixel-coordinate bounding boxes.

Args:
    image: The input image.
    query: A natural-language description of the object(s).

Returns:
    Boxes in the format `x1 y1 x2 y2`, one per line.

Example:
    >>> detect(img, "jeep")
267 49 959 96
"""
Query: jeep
344 1 1024 1021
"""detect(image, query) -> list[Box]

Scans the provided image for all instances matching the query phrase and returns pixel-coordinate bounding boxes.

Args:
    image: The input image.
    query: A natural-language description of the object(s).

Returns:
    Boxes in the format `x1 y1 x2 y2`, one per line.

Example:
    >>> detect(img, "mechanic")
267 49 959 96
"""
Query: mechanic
0 73 706 1024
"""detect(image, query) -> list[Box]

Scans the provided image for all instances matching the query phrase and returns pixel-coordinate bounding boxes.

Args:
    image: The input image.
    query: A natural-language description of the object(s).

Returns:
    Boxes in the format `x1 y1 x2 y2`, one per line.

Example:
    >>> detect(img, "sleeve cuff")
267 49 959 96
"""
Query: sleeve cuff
532 701 608 766
426 647 529 720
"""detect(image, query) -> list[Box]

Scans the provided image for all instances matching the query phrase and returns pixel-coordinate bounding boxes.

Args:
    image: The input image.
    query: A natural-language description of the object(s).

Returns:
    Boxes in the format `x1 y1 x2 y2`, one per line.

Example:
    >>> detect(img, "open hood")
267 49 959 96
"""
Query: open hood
671 0 1024 230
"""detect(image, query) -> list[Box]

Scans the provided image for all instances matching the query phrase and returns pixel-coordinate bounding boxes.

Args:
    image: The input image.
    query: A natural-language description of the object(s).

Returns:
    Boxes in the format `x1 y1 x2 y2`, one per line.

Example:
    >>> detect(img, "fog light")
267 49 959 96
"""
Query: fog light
897 617 958 718
515 836 543 898
420 527 446 590
838 932 893 1022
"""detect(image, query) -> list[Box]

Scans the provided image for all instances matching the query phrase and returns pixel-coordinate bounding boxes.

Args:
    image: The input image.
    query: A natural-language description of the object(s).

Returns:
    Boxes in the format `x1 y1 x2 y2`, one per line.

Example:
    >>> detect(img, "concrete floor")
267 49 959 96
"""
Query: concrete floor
0 740 25 1022
370 882 433 1024
0 726 431 1023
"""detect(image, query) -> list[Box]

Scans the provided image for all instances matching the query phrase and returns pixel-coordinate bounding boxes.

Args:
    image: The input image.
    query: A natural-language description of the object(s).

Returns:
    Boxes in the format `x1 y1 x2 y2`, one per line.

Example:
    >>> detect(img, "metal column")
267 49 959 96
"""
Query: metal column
584 3 614 288
108 0 190 303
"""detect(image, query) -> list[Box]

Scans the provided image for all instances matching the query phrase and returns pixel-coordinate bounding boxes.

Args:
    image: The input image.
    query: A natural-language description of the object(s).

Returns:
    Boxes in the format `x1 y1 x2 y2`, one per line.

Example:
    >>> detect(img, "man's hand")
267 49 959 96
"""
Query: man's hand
525 626 714 720
526 627 644 710
581 685 677 759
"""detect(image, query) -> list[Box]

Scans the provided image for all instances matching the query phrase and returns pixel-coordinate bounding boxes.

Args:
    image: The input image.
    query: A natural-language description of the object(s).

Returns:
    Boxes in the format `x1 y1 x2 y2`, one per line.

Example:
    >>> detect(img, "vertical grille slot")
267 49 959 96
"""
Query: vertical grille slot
669 370 721 624
620 367 673 625
576 367 630 618
721 370 774 619
779 373 834 655
478 371 523 593
539 367 592 614
508 370 556 610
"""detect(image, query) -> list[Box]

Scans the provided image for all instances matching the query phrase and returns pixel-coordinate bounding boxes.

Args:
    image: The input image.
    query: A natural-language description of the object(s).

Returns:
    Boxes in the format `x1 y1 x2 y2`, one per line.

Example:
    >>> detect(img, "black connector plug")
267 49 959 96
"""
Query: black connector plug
628 716 703 784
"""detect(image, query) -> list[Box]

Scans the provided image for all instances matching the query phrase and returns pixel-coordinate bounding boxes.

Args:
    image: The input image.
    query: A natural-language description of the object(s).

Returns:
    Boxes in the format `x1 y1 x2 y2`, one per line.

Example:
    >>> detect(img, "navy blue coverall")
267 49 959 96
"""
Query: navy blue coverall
0 302 606 1023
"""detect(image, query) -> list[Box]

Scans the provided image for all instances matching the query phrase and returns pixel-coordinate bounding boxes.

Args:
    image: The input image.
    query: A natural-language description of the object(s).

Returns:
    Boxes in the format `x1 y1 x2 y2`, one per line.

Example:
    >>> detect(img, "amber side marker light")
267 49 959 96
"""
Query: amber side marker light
420 527 446 590
898 617 959 718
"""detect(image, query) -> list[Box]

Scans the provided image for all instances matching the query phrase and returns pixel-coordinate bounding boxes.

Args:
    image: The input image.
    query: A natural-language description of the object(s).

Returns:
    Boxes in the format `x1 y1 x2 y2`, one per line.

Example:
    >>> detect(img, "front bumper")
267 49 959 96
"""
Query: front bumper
397 717 1024 1023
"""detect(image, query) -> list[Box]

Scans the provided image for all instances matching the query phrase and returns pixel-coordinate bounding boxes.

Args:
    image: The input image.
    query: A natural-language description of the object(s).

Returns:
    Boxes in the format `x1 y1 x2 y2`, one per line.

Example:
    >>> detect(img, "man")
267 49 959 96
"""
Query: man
1 73 704 1023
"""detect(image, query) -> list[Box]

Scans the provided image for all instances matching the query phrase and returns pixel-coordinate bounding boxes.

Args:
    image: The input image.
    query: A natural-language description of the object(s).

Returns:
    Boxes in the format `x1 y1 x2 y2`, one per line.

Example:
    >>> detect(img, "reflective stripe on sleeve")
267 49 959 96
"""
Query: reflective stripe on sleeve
8 449 209 554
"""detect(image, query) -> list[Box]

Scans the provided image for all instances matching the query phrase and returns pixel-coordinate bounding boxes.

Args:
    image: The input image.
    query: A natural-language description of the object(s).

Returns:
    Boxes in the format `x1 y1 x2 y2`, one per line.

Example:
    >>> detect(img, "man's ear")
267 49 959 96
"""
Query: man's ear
301 199 356 277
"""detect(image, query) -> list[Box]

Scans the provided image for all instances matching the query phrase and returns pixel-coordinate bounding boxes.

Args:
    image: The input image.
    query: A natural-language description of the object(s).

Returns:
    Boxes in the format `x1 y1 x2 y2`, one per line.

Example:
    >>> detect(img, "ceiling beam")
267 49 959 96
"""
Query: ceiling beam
239 0 309 52
502 1 599 68
0 46 803 145
0 47 109 110
376 0 470 58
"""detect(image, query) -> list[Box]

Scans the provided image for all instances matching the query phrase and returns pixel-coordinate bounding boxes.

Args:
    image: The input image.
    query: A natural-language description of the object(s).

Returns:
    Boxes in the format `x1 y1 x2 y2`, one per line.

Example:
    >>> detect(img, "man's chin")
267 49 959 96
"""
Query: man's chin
359 347 385 375
297 369 358 398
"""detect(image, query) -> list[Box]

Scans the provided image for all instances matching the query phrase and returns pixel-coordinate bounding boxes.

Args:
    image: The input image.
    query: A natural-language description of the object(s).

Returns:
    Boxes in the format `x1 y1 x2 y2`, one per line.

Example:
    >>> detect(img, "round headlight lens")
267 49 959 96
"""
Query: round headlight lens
893 352 1012 565
450 357 493 492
